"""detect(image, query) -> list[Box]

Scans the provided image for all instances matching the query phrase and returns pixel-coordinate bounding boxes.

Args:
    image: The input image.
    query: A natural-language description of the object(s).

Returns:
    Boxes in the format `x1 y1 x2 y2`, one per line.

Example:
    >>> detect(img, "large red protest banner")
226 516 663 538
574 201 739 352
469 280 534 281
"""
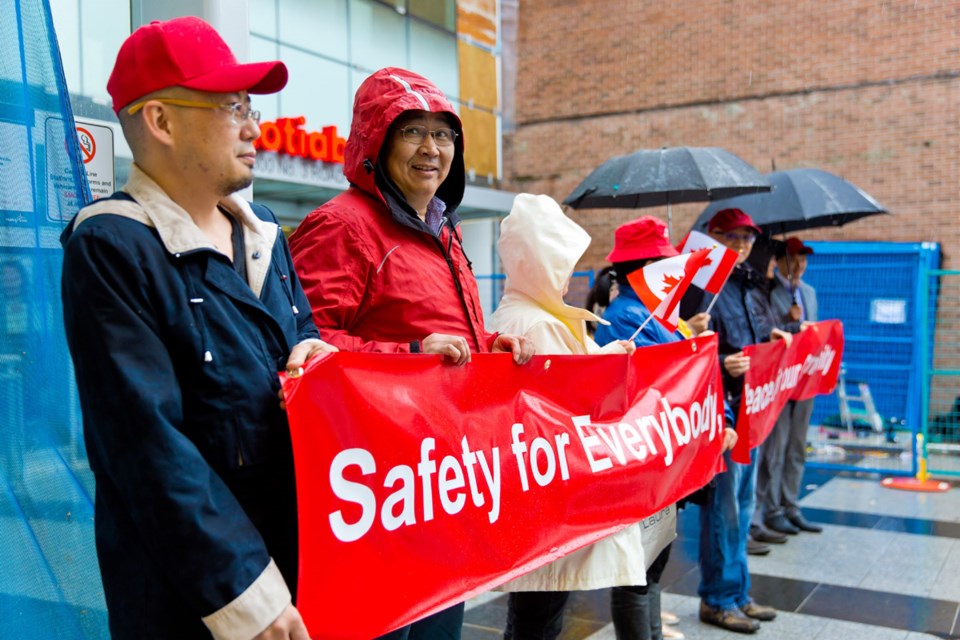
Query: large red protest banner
731 320 844 464
282 336 727 639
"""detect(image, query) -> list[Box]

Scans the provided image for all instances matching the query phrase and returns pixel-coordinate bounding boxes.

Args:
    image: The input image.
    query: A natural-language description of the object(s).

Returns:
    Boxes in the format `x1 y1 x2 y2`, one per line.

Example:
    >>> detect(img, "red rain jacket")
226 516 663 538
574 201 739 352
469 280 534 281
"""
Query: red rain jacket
289 67 496 353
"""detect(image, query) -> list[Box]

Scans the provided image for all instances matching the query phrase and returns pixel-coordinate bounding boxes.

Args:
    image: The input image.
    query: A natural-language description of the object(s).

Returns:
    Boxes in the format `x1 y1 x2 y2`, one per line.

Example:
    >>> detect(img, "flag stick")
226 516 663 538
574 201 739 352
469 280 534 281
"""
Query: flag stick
704 292 720 314
629 312 656 343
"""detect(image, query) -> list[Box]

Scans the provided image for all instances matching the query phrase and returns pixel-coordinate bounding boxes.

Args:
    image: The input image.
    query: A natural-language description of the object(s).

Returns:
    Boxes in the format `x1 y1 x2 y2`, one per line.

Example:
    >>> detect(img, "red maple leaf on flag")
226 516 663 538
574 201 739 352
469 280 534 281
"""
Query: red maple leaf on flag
660 273 682 296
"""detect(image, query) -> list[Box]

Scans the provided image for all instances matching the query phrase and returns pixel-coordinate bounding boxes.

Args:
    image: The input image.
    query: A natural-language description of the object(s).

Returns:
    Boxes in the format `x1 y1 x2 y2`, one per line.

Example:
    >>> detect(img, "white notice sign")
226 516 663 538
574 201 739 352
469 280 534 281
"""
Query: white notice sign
73 119 115 200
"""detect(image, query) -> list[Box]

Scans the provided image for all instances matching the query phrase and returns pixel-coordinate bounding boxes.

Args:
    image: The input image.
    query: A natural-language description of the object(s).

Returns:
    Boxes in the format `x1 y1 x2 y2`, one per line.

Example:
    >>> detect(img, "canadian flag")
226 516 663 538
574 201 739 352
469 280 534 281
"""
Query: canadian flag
675 230 739 294
627 249 711 331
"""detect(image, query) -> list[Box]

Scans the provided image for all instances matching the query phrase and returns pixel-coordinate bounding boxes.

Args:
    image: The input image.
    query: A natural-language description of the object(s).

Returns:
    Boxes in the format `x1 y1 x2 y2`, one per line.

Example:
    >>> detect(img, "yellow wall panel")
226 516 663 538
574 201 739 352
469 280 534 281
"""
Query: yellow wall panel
458 41 498 112
460 106 498 180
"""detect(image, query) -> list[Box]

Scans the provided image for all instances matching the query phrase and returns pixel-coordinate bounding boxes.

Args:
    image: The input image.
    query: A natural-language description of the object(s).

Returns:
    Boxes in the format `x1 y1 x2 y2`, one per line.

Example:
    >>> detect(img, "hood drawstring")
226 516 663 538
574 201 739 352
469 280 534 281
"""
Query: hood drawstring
363 159 375 174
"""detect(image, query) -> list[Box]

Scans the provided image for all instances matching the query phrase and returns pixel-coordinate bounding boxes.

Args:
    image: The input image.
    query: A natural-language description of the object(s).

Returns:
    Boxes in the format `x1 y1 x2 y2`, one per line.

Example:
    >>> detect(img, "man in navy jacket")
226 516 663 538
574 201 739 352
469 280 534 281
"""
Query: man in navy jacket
61 17 334 640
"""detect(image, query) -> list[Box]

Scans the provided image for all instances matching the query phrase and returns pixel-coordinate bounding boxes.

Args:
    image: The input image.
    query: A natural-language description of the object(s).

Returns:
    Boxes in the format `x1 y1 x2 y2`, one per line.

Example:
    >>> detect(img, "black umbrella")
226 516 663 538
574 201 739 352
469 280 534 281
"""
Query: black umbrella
692 168 888 235
563 146 771 235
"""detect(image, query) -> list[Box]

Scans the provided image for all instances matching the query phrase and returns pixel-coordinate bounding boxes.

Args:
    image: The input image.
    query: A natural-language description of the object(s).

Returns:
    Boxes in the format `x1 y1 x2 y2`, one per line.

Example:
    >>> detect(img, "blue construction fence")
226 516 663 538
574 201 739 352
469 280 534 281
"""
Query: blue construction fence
1 0 102 638
797 241 940 476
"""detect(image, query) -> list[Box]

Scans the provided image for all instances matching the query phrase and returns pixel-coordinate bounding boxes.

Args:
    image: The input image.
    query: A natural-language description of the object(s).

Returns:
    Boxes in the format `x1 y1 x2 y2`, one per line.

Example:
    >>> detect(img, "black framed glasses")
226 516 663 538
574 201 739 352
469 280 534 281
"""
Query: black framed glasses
396 125 458 146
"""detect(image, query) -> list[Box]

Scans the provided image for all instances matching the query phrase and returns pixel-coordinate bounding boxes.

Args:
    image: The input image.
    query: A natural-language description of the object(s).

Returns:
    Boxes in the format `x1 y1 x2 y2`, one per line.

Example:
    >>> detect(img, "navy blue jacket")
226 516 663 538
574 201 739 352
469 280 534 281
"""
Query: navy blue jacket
61 177 318 639
683 262 779 411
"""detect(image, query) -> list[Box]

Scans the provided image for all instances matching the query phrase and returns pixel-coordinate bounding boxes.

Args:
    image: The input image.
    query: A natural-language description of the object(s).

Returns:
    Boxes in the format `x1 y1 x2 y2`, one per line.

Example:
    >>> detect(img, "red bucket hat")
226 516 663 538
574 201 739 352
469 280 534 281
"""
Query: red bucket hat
707 208 762 235
606 216 679 263
107 16 288 114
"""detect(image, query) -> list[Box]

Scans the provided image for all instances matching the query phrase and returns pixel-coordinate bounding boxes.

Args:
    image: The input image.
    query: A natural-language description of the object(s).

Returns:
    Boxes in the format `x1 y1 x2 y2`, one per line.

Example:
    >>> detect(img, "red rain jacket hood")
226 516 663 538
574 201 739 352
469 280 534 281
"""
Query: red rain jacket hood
344 67 465 212
289 68 496 354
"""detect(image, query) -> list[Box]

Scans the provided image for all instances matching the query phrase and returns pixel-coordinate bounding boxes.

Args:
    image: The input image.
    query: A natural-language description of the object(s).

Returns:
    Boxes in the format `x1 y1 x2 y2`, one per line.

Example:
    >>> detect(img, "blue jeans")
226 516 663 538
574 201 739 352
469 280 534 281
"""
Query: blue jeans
375 603 464 640
698 449 758 610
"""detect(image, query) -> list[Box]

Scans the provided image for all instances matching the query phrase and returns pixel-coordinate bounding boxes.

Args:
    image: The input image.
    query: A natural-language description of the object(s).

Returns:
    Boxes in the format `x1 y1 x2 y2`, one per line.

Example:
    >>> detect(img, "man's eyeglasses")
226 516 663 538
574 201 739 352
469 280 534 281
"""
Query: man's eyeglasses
126 98 261 125
396 125 458 147
721 231 757 244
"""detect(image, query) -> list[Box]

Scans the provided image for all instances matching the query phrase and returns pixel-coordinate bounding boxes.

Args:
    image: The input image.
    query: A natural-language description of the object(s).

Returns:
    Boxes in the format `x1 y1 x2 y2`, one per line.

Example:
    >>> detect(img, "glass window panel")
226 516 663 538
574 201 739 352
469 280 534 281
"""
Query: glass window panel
279 45 351 133
279 0 348 60
349 0 407 72
249 0 278 38
409 0 455 32
409 21 458 101
79 0 130 103
250 35 280 123
47 0 81 91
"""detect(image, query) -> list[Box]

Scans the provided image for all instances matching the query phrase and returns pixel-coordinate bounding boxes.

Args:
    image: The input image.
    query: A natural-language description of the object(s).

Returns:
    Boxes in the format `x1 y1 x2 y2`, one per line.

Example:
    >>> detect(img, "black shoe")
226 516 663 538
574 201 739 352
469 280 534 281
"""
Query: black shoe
750 524 787 544
699 602 760 633
765 514 800 535
740 601 777 621
746 538 770 555
788 512 823 533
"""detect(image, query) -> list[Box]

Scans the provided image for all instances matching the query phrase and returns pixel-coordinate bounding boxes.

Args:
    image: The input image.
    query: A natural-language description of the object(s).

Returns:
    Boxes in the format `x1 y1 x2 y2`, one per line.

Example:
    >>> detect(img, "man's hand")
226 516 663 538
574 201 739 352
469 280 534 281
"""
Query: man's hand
722 427 738 453
285 338 338 374
423 333 471 366
799 321 814 331
685 312 711 336
492 333 536 364
279 338 339 410
723 351 750 377
770 328 793 346
253 604 309 640
788 304 803 322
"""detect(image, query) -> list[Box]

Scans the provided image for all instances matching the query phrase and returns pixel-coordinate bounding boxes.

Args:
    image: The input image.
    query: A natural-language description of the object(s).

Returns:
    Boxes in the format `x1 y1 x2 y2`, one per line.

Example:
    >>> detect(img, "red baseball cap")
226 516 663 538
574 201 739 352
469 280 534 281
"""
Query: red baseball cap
785 237 814 255
606 216 679 263
107 16 288 114
707 208 762 235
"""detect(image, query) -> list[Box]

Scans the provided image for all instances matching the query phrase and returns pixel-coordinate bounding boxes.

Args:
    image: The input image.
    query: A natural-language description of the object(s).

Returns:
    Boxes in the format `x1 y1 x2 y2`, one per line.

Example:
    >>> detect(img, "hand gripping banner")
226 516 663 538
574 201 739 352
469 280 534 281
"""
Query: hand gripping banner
731 320 844 463
282 336 727 638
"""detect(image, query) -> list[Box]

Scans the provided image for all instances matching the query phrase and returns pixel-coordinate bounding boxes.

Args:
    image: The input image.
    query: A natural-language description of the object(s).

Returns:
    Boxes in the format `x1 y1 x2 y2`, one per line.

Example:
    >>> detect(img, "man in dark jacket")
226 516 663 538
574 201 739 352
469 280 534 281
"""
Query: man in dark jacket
61 17 334 640
682 208 790 635
758 238 823 535
289 67 533 639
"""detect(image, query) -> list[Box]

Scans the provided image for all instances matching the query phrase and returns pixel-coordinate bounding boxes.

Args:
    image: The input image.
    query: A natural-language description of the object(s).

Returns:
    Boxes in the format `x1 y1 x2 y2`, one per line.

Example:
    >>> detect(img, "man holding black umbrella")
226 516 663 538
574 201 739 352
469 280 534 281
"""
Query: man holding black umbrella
682 208 790 634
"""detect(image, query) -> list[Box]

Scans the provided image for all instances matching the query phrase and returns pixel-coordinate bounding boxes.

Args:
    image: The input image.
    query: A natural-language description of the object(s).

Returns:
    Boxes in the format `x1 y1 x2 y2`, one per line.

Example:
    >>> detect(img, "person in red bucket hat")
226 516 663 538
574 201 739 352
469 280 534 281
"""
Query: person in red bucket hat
592 216 736 640
679 208 792 633
61 16 334 640
592 216 711 346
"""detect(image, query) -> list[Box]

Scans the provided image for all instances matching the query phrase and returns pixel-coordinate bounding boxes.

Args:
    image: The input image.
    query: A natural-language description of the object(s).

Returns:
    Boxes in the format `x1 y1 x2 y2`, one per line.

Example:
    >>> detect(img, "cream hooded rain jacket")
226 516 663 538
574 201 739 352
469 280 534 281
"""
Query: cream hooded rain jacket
489 194 648 592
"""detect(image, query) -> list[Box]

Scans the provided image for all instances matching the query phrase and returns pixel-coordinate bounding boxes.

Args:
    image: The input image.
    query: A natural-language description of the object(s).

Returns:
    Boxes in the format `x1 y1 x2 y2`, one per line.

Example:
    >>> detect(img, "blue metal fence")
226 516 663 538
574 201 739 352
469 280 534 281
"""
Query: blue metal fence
802 241 941 476
1 1 102 638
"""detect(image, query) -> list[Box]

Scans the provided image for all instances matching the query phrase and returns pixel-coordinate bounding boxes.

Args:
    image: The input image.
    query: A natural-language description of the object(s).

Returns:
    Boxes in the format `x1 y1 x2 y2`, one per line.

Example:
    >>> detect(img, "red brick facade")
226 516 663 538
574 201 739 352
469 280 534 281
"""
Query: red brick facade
504 0 960 271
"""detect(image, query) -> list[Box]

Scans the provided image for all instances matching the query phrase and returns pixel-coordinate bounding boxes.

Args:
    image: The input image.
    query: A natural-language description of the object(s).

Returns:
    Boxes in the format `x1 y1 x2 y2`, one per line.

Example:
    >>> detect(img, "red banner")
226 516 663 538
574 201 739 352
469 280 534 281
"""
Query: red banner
282 336 727 639
731 320 845 463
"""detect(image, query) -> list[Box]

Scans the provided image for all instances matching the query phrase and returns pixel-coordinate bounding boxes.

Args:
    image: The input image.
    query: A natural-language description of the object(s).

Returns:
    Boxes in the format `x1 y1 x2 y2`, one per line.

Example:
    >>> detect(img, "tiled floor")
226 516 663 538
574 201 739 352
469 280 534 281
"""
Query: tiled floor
463 469 960 639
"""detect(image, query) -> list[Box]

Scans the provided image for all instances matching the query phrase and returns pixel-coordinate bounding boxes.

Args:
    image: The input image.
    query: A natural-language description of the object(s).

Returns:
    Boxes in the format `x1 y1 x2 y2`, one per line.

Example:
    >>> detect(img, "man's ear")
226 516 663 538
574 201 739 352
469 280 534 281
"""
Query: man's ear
140 102 176 148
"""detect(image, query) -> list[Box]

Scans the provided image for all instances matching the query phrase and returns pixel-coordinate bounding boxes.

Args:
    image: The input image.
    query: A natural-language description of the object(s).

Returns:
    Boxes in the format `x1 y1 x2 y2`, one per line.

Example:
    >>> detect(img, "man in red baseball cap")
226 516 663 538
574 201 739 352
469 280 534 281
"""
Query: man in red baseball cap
682 208 790 633
61 16 332 640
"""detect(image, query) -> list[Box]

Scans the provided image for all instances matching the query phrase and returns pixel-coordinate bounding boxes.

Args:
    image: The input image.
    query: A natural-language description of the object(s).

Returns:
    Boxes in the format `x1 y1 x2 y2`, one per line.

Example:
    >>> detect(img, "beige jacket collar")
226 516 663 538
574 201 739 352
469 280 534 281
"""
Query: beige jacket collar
73 164 278 297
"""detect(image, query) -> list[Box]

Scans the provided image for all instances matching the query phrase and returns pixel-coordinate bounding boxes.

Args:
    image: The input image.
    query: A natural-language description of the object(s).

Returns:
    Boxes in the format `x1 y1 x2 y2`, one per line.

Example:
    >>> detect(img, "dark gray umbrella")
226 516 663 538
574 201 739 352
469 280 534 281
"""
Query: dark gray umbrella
692 168 888 234
564 146 771 208
563 146 770 236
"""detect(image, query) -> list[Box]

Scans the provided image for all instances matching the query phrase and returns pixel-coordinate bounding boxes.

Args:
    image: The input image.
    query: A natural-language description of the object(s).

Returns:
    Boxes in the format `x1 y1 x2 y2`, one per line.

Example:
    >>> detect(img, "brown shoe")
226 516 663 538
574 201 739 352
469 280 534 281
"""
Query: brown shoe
699 601 760 633
741 601 777 621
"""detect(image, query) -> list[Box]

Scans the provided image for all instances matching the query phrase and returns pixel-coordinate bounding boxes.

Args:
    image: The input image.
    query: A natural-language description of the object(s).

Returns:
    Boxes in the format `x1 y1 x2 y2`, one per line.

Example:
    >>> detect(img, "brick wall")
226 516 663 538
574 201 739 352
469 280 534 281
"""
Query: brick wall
505 0 960 273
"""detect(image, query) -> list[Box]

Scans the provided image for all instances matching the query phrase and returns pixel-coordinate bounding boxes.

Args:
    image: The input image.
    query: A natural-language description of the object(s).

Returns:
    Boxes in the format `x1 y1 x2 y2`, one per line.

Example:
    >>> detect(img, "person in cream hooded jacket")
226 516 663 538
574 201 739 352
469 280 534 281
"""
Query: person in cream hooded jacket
489 194 646 640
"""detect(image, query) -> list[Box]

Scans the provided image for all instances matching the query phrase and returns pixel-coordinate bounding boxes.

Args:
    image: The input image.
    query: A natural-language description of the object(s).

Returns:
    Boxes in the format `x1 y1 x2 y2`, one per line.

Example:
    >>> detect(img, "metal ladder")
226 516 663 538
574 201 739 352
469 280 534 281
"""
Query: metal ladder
836 366 884 434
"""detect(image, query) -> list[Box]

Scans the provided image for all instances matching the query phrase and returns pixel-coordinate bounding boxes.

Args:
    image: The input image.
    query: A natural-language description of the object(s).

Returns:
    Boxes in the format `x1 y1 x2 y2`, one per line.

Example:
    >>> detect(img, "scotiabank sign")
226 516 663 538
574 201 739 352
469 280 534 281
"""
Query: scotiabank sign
254 116 346 164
